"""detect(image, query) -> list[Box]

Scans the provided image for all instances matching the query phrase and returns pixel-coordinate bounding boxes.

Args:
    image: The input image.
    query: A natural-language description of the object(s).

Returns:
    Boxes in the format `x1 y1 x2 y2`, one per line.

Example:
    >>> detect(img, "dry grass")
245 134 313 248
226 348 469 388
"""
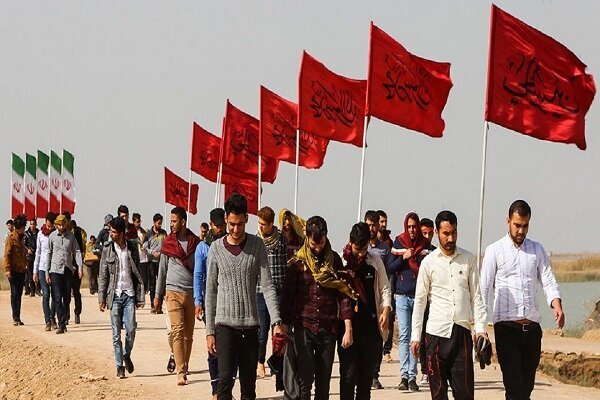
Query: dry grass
550 255 600 282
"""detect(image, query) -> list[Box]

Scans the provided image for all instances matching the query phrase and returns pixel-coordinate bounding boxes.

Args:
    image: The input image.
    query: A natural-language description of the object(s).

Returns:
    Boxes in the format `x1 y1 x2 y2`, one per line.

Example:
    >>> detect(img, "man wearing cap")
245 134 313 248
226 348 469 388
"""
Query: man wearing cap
46 214 83 334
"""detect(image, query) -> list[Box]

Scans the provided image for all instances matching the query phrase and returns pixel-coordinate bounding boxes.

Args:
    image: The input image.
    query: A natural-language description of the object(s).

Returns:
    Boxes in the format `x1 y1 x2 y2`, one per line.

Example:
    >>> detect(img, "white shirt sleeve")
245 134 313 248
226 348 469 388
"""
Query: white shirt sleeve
411 258 431 342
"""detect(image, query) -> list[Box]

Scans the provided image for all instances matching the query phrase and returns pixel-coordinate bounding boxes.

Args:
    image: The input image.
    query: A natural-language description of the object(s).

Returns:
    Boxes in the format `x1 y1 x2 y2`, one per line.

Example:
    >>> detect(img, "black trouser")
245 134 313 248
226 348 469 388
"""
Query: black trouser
425 324 474 400
216 325 259 400
148 262 159 302
9 271 26 321
494 321 542 400
420 304 430 374
71 270 82 318
293 325 337 400
88 261 99 294
51 269 73 329
139 262 149 294
373 292 396 380
24 260 35 295
338 323 380 399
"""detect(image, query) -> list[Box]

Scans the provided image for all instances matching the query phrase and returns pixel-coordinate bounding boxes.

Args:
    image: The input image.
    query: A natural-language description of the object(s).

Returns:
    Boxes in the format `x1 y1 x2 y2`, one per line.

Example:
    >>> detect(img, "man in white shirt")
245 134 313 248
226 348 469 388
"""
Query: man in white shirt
98 217 145 378
480 200 564 400
410 210 487 400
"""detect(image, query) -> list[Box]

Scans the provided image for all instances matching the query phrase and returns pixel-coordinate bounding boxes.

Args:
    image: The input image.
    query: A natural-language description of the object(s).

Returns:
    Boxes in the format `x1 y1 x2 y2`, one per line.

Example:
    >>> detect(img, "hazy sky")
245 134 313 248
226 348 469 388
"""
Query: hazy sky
2 1 598 254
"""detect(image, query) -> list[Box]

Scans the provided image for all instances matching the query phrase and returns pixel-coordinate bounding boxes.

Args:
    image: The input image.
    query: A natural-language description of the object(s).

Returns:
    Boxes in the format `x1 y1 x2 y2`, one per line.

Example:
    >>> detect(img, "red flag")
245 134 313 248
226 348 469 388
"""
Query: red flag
223 101 279 182
298 51 366 148
485 5 596 150
260 86 330 169
224 178 260 216
164 167 199 215
367 22 453 137
191 122 221 183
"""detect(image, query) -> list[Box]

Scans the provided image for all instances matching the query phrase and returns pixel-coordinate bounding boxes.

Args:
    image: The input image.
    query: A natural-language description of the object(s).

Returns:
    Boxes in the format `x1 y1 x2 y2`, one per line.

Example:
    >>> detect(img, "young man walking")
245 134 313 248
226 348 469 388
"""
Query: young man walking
33 212 57 330
411 210 487 400
132 213 149 297
338 222 392 400
480 200 564 400
24 218 39 296
155 206 200 385
145 213 166 312
205 194 284 400
98 217 145 378
4 214 28 326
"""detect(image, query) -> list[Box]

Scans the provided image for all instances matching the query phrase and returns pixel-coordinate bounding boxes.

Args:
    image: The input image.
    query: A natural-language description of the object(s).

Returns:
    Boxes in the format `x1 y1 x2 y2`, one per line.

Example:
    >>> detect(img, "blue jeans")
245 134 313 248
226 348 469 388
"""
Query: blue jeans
111 292 137 368
257 292 270 364
38 270 56 324
396 294 417 381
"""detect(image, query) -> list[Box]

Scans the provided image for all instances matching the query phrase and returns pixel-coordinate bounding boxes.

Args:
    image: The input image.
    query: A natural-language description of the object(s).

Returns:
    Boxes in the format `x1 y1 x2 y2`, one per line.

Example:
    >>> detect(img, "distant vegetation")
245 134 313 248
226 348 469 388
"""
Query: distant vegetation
550 254 600 282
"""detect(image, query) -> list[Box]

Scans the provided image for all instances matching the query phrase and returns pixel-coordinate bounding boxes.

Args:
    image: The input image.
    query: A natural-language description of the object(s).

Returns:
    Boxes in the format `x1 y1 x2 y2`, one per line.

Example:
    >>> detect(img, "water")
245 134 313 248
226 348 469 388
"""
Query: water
535 281 600 330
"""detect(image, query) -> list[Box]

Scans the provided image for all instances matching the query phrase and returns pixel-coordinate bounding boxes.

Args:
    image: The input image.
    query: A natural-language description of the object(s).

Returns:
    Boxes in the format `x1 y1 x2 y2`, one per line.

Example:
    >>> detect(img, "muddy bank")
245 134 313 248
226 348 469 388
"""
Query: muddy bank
539 351 600 389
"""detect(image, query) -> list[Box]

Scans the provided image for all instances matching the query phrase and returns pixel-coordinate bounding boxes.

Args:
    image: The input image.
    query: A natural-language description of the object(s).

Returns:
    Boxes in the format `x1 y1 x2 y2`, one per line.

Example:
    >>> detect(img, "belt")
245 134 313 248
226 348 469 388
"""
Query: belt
498 320 540 332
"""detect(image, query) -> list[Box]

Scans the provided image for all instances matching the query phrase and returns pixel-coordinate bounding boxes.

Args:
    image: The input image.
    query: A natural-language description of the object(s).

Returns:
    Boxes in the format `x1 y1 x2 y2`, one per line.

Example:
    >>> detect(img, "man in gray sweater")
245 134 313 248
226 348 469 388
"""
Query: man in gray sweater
205 193 284 400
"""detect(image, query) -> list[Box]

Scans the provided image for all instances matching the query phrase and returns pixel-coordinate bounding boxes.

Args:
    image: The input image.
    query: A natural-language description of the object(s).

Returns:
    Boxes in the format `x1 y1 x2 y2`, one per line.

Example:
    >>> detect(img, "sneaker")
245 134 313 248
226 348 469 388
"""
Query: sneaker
45 323 52 331
420 374 429 386
124 356 134 374
75 315 80 324
397 378 408 391
167 354 176 373
371 378 383 390
383 353 393 363
117 366 126 379
408 380 419 392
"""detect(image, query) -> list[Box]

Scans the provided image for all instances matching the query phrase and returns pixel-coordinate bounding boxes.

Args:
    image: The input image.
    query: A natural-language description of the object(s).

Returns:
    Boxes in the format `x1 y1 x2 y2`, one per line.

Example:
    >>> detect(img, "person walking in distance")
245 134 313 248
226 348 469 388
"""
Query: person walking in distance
4 214 28 326
146 213 166 312
33 212 58 330
24 218 39 296
480 200 564 400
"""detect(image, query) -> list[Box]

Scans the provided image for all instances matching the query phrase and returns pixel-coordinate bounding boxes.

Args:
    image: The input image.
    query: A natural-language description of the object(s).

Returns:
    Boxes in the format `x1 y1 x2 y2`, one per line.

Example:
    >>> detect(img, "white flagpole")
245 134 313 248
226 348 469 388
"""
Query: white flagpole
356 117 369 222
214 166 221 208
476 121 490 270
187 170 193 223
258 156 262 210
294 129 300 214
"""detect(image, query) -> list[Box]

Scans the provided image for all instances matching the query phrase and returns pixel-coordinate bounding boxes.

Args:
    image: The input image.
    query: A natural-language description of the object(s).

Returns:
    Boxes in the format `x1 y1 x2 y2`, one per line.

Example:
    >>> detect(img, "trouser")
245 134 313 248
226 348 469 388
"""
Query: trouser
216 325 259 400
338 323 380 400
257 292 271 364
373 299 396 380
396 294 417 381
420 304 430 375
166 290 195 380
51 269 73 329
88 261 99 294
139 262 149 294
494 321 542 400
71 270 82 318
425 324 474 400
25 261 35 295
9 271 25 321
148 262 159 302
293 325 336 400
38 270 56 324
110 293 137 368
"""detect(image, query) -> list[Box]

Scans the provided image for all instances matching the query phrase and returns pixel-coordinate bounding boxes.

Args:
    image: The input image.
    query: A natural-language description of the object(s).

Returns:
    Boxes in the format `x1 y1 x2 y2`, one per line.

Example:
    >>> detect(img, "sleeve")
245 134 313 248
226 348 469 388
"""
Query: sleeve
280 261 297 326
155 254 168 300
468 255 487 334
46 235 53 272
480 244 498 317
385 238 406 275
411 258 432 342
193 243 208 306
4 236 12 273
98 246 110 304
33 233 42 274
258 241 281 324
205 245 219 336
73 238 83 274
537 244 561 307
334 253 354 321
373 255 392 309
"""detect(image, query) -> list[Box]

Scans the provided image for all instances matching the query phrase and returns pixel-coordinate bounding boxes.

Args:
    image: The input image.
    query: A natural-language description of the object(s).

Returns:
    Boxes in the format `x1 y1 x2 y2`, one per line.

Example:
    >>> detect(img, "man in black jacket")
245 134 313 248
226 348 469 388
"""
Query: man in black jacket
24 218 39 296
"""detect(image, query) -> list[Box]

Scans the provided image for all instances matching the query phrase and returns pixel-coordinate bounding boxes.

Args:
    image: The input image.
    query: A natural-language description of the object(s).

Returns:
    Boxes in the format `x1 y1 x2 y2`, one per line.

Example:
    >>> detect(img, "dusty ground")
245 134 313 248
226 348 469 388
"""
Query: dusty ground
1 291 599 400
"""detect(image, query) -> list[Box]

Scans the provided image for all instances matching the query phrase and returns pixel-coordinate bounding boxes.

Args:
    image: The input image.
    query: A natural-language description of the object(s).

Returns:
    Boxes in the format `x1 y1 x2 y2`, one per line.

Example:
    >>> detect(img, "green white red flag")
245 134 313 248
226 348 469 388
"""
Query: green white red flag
11 153 25 218
49 151 62 213
61 149 76 214
36 151 50 218
24 153 37 220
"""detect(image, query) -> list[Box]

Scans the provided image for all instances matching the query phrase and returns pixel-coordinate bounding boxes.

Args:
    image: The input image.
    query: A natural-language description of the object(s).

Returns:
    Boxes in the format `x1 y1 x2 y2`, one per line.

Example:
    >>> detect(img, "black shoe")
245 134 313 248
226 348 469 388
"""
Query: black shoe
167 354 176 373
408 380 419 392
75 315 80 324
372 378 383 390
124 356 134 374
397 378 409 391
45 323 52 331
56 327 65 334
51 320 57 330
13 320 19 326
117 366 126 379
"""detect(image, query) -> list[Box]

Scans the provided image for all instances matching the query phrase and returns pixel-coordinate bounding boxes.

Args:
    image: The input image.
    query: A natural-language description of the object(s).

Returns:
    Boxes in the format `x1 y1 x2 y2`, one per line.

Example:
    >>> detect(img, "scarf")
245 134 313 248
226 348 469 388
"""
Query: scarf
341 244 367 304
258 226 281 251
397 212 429 274
160 228 200 272
294 238 358 301
41 224 54 237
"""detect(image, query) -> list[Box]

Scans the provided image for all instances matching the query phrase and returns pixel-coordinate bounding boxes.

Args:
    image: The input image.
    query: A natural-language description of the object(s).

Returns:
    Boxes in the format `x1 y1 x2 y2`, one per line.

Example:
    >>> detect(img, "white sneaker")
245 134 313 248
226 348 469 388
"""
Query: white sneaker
420 375 429 386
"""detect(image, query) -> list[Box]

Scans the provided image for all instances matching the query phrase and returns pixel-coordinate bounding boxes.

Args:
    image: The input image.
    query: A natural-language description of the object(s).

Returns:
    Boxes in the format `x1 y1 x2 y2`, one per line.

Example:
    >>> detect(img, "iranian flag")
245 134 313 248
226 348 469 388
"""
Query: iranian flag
49 151 62 213
62 149 76 214
24 153 37 220
36 151 50 218
11 153 25 217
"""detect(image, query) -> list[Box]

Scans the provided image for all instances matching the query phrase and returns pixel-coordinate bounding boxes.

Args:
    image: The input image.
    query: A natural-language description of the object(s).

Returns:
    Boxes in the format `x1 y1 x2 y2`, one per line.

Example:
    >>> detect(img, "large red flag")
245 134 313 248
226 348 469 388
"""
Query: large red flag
298 51 366 148
223 101 279 182
224 178 259 216
164 167 199 215
260 86 329 169
191 122 221 183
367 22 452 137
485 5 596 150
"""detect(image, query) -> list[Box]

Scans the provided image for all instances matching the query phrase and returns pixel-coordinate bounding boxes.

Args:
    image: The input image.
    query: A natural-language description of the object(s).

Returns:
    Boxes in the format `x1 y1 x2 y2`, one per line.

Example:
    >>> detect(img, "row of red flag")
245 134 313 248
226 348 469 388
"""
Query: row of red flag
164 5 595 215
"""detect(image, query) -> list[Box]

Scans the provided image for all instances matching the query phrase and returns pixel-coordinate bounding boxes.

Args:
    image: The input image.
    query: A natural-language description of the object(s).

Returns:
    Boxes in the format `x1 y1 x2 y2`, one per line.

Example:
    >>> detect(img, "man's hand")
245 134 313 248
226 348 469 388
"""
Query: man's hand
152 251 160 259
79 271 83 279
99 302 106 312
45 273 51 284
273 324 285 337
379 307 391 332
195 305 204 321
278 323 289 336
552 298 565 329
27 248 33 255
411 341 420 358
403 248 414 260
341 329 353 349
207 335 217 355
5 271 10 280
153 297 160 311
33 273 38 283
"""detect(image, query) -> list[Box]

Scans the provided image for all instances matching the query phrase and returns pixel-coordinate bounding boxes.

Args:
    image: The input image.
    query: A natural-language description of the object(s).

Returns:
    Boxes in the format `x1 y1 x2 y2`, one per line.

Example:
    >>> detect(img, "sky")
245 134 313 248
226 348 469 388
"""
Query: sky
1 0 599 254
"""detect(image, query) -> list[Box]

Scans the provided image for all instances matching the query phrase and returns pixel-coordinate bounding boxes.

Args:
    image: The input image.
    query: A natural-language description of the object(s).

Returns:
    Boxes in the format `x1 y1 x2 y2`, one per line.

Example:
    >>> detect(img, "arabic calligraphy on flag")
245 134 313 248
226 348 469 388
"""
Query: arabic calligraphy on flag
224 178 259 215
164 167 199 215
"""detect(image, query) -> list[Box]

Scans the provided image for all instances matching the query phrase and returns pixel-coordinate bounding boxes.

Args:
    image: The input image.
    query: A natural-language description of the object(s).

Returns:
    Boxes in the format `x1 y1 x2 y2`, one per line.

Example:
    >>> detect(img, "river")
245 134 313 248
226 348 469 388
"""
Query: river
536 281 600 331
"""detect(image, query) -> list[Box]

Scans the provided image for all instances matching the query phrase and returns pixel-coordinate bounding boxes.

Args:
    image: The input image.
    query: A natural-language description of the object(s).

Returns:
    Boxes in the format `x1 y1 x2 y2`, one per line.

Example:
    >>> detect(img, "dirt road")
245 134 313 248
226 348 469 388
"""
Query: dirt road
1 291 599 400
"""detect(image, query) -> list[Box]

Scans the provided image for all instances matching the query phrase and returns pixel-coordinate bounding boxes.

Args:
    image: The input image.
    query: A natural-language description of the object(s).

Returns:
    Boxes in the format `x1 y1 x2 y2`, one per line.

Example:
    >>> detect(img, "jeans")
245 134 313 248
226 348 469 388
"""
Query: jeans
216 325 259 400
293 325 337 400
9 271 25 321
256 292 271 364
166 290 195 380
111 292 137 368
38 270 56 324
51 269 73 329
396 294 417 381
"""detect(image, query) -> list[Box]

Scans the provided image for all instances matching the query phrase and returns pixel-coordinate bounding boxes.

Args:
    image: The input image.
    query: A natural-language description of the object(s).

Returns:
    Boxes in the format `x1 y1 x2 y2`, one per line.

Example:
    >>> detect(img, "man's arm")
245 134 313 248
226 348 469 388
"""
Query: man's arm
385 238 407 275
480 245 497 318
280 261 297 327
4 236 12 276
97 246 109 311
468 255 487 335
537 245 564 328
193 243 208 307
33 233 42 276
258 242 281 324
155 253 168 301
411 259 431 342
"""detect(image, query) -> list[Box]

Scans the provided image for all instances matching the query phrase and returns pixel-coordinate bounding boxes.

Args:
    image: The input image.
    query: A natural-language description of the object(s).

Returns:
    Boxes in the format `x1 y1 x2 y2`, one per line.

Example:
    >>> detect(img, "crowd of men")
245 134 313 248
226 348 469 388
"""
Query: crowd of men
4 197 565 400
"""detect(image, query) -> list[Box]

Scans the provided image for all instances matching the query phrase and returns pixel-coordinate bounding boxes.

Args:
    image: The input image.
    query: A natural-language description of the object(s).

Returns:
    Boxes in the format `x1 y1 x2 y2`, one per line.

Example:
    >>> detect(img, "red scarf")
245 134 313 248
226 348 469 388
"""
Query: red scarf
160 229 200 272
341 244 367 303
41 224 54 236
396 212 429 274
